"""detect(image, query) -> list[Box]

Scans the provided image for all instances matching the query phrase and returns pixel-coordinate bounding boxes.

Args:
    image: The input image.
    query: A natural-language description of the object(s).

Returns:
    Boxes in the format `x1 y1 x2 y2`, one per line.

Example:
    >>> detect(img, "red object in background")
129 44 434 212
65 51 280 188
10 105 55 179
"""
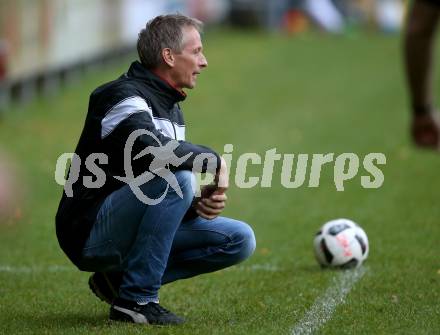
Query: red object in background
283 10 310 34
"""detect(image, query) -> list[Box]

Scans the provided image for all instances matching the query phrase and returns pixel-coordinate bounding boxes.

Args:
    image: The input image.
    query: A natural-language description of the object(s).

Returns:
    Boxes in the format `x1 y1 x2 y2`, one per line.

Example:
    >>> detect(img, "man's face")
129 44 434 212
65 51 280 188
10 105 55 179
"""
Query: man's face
170 26 208 90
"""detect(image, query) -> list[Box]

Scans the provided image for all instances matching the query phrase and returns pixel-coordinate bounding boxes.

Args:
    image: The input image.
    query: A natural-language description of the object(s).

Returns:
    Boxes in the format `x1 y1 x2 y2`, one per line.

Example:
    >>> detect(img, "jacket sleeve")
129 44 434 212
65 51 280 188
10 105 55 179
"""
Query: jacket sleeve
102 105 221 174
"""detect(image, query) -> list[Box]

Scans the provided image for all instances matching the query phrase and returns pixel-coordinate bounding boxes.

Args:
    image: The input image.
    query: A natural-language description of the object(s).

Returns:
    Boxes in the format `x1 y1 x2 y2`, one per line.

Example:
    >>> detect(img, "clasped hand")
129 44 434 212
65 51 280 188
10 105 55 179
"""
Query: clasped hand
194 157 228 220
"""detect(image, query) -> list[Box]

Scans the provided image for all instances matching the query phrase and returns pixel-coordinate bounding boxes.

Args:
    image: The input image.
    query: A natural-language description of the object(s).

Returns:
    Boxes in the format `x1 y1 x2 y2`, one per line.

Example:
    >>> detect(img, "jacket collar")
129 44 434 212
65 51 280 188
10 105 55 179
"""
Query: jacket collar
127 61 186 104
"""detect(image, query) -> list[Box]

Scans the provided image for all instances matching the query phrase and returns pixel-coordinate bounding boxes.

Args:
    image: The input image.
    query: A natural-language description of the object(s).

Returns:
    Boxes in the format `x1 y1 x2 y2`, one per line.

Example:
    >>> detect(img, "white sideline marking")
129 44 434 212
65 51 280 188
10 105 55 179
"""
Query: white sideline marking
0 265 73 273
235 263 280 272
291 266 367 335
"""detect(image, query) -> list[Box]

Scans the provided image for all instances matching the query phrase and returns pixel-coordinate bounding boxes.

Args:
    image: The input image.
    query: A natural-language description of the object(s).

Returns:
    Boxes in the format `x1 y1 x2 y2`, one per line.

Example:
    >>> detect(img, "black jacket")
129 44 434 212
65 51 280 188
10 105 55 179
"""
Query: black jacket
56 61 220 268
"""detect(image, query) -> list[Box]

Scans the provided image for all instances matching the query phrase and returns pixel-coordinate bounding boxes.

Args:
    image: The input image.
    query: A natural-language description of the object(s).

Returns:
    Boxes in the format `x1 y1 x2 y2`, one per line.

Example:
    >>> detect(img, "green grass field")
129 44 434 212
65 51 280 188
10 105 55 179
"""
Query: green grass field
0 30 439 334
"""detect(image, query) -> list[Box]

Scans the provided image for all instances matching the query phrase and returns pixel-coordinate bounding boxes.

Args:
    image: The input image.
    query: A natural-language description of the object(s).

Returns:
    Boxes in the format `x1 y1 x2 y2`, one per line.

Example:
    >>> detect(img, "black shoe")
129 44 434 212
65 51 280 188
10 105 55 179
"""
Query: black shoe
88 272 122 304
110 297 185 325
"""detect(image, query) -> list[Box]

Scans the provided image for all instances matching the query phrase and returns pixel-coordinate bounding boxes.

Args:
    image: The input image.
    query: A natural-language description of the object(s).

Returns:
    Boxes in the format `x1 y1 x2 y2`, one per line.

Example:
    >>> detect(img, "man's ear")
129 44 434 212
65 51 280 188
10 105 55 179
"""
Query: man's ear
162 48 174 67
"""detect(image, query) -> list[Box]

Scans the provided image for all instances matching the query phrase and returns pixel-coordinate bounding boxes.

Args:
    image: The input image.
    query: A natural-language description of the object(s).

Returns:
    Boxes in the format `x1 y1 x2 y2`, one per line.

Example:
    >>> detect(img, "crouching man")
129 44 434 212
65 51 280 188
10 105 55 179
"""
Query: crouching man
55 14 256 326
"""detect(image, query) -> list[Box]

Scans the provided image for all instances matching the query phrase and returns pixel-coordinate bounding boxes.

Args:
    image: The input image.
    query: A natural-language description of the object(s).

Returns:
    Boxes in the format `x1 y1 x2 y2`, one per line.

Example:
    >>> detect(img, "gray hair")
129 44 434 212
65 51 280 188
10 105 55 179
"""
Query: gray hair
137 14 203 69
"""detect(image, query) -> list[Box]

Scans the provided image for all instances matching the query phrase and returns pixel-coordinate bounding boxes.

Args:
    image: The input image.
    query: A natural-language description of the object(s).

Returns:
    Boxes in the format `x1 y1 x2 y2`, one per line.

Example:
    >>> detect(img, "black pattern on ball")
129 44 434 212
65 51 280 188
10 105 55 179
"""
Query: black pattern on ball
328 223 351 236
320 238 333 264
355 234 367 255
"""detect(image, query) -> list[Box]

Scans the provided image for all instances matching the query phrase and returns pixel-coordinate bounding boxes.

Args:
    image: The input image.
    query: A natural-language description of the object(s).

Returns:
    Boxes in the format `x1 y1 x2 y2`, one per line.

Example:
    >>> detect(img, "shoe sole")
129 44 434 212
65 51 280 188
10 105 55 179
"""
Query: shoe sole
110 305 185 326
88 274 115 305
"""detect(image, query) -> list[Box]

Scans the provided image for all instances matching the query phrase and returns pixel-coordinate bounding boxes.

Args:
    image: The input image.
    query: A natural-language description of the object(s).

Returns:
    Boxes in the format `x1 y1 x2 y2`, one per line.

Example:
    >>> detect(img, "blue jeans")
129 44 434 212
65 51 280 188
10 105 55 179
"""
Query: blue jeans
80 171 256 304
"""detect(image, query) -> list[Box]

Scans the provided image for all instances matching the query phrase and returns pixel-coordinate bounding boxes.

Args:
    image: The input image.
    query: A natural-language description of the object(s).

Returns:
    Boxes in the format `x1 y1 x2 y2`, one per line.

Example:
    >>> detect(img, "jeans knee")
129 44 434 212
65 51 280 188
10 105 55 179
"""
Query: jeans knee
233 222 256 261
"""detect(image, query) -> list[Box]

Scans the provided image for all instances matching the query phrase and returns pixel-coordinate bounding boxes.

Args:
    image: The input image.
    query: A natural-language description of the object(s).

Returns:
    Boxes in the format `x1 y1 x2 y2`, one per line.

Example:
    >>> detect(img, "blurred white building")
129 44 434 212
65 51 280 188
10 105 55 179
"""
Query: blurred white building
0 0 229 83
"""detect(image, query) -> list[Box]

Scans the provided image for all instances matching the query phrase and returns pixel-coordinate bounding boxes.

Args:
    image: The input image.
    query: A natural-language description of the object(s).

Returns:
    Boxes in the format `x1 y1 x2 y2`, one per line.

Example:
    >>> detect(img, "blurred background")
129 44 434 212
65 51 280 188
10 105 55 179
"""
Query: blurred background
0 0 410 224
0 0 406 109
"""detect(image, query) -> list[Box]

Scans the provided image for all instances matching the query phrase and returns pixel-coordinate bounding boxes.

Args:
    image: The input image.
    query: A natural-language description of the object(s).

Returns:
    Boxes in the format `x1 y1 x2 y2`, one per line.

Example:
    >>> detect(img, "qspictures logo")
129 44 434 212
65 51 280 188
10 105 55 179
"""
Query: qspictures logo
54 130 386 205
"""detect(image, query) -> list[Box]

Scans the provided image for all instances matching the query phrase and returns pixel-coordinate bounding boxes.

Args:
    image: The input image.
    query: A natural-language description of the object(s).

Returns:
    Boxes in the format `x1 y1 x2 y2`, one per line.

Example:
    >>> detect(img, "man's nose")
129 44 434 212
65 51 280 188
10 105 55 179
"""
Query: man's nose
200 53 208 68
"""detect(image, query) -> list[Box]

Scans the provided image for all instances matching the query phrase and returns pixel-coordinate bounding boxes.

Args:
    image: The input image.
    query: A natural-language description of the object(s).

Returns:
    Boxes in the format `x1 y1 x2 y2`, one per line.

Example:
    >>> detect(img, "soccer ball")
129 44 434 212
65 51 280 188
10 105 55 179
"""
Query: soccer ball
313 218 369 269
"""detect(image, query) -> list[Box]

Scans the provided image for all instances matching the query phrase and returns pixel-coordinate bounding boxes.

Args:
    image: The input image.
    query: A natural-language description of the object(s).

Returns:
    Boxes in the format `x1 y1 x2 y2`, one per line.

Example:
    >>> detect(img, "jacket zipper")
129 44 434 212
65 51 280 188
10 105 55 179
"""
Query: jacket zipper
172 105 179 140
172 122 177 140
